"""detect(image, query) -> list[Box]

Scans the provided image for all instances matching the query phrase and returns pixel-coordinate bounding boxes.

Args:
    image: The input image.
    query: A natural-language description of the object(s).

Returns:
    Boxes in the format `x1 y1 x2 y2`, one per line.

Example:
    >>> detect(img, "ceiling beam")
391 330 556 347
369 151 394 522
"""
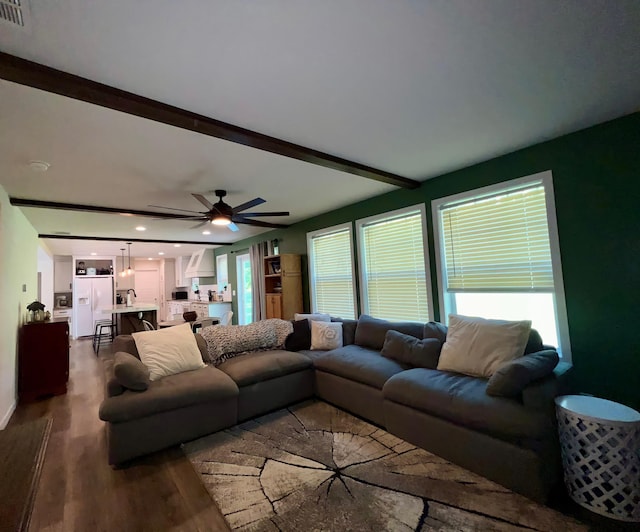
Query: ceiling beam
0 52 420 189
10 197 199 219
39 234 231 246
10 197 291 229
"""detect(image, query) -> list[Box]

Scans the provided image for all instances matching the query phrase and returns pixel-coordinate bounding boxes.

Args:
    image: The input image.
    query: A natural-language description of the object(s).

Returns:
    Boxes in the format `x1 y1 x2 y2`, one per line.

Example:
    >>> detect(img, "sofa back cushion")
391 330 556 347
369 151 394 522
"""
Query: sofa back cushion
381 330 442 369
354 314 424 350
423 321 448 343
330 317 357 346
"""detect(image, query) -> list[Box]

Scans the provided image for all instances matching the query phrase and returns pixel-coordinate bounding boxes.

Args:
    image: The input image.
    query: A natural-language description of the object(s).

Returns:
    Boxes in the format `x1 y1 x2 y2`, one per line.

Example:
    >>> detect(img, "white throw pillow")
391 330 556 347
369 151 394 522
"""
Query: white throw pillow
294 313 331 323
436 314 532 378
132 323 205 381
310 320 343 350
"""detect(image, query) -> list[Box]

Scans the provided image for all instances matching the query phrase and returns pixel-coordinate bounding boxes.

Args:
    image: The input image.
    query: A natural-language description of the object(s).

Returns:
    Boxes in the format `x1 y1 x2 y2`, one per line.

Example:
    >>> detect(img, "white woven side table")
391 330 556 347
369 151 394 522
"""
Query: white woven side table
555 395 640 522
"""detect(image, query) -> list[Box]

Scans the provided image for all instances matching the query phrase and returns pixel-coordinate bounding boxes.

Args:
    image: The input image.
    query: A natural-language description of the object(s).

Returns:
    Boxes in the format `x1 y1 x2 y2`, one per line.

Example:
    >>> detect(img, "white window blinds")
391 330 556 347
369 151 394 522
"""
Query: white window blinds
359 210 430 322
309 226 356 319
440 185 553 292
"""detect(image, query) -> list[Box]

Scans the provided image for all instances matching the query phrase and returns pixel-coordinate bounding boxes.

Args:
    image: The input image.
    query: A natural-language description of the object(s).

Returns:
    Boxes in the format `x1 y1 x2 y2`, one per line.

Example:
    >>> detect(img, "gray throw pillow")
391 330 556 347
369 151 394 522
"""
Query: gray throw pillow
381 330 443 369
486 350 559 397
113 351 151 391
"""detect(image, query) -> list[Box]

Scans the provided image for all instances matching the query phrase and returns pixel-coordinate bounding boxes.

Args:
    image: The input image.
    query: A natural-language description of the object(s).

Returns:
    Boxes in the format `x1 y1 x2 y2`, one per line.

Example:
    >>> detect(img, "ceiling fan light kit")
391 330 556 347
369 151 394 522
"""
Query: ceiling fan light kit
150 189 290 232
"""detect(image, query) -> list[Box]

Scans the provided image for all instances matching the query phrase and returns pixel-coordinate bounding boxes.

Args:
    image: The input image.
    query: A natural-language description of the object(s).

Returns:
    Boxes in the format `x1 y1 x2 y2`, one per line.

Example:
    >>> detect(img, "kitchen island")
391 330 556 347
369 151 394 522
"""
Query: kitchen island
103 303 159 334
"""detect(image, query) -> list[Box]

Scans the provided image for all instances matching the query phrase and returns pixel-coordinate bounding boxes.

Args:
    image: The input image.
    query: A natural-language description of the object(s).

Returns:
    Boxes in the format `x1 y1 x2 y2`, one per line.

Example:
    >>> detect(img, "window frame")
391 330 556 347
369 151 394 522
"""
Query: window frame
432 170 572 361
306 222 358 319
355 203 432 322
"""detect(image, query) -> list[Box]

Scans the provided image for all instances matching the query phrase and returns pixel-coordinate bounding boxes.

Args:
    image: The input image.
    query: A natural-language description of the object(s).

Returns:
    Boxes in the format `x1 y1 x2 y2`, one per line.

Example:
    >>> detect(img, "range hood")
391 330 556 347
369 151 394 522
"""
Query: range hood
184 249 215 278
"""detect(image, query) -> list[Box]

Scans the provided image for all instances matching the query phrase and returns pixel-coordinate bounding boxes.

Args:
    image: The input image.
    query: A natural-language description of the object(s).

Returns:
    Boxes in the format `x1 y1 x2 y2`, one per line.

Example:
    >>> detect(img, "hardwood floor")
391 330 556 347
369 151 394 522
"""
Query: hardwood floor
7 338 229 532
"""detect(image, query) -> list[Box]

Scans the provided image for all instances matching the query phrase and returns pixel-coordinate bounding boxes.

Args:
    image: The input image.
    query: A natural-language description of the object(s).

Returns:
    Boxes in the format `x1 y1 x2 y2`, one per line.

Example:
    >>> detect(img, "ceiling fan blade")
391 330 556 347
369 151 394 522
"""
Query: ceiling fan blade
232 197 266 213
239 211 290 217
233 216 290 229
171 216 210 221
192 193 213 210
228 222 239 232
191 220 211 229
148 204 203 214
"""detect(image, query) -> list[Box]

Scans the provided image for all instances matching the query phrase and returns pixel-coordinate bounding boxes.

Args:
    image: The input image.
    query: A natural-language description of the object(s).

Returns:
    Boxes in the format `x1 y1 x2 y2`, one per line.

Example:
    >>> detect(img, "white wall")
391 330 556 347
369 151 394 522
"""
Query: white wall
0 185 39 428
37 244 54 314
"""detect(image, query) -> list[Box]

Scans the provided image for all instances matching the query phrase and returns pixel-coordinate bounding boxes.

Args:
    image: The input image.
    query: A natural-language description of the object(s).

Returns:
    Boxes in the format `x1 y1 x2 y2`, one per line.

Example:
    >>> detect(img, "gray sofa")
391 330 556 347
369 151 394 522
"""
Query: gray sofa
99 315 570 502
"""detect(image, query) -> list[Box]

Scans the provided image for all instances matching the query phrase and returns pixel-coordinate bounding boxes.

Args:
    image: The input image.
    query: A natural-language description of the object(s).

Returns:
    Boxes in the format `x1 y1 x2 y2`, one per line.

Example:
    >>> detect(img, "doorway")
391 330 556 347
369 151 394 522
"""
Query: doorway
236 253 252 325
134 268 161 309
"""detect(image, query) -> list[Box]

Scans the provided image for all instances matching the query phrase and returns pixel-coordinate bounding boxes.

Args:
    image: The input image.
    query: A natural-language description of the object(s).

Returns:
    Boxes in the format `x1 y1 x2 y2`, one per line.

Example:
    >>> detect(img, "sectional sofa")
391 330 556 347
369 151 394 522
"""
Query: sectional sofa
99 315 571 502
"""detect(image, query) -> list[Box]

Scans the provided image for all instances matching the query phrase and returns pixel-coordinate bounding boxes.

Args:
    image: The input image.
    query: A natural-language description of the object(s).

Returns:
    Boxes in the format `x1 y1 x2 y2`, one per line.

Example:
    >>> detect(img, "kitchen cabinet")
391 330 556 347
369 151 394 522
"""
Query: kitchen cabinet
54 256 73 292
187 302 230 319
189 302 210 320
175 256 191 288
184 249 215 278
19 320 69 403
53 308 72 329
265 294 283 320
263 254 303 320
168 301 190 318
73 256 114 276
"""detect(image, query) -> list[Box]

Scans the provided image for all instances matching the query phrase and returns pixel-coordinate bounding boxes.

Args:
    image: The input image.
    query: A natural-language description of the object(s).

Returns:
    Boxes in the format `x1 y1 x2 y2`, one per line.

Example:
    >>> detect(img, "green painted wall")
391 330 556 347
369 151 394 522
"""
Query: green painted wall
219 112 640 409
0 184 39 427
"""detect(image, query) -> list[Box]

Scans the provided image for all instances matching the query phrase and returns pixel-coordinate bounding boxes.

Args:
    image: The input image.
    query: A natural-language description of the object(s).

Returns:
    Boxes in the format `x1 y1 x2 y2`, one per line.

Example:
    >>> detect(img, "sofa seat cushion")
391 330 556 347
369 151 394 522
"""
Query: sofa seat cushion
313 345 408 390
298 349 330 361
99 366 238 423
216 350 312 387
383 368 552 440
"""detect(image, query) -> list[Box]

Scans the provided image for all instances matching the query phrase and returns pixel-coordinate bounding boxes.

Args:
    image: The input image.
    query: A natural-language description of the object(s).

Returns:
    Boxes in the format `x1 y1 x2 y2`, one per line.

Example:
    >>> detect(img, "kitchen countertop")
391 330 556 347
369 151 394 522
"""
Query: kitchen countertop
103 303 160 313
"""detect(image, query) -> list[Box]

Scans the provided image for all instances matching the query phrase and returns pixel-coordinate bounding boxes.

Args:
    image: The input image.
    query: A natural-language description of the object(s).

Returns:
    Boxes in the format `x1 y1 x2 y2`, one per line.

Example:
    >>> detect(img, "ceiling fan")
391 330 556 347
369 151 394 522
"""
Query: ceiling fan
149 190 290 232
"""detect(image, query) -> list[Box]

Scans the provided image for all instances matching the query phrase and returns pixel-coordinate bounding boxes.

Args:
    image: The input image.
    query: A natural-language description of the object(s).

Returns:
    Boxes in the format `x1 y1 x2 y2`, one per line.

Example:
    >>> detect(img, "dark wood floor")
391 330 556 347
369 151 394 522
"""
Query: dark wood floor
7 338 635 532
8 338 229 532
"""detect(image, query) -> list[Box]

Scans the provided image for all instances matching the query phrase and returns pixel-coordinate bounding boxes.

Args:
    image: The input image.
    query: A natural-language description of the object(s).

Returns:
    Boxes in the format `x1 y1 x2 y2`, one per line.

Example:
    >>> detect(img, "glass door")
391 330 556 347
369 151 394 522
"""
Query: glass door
236 253 252 325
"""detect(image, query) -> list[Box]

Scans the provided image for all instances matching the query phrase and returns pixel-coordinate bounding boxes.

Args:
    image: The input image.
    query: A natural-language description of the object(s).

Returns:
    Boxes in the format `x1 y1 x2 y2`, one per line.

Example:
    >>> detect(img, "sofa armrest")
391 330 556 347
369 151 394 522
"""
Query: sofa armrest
522 362 572 413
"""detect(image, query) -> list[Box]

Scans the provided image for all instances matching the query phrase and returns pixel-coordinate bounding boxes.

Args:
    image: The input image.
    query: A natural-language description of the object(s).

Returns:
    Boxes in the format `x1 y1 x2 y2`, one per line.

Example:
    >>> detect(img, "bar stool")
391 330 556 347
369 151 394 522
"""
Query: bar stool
93 319 116 354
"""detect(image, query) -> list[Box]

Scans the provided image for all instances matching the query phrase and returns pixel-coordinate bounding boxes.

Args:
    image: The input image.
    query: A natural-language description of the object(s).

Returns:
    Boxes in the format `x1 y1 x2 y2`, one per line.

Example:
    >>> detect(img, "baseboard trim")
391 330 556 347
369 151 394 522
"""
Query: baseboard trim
0 400 17 429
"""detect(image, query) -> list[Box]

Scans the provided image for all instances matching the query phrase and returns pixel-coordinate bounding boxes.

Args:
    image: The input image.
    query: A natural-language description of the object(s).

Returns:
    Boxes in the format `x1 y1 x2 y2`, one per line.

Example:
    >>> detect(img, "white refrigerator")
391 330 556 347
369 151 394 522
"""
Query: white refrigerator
73 277 114 338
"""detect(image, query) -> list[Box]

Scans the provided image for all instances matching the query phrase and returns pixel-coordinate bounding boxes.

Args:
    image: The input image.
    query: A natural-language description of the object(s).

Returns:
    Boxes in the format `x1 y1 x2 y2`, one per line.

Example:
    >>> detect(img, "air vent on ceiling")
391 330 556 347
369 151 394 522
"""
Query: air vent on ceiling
0 0 25 27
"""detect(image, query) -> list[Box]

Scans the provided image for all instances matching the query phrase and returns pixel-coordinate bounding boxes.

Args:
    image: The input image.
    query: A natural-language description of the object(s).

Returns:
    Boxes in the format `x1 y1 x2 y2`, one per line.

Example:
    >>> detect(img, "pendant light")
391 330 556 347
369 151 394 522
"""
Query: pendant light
126 242 134 276
119 248 126 278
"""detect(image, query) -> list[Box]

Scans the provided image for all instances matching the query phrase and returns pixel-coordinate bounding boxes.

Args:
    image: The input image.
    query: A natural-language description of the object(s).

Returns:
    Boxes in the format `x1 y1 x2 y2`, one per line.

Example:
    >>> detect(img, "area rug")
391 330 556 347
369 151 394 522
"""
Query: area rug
0 417 52 532
184 401 586 531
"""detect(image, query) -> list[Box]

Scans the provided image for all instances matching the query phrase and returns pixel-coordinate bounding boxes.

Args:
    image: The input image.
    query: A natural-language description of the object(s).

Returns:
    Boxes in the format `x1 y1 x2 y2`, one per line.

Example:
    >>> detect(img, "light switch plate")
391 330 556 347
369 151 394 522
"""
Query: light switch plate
22 284 26 292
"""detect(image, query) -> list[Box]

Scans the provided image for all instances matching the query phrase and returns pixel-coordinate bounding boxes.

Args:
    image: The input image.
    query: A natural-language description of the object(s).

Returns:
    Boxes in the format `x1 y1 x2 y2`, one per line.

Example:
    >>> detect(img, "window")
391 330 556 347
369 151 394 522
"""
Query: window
356 205 431 322
307 223 357 319
432 171 571 360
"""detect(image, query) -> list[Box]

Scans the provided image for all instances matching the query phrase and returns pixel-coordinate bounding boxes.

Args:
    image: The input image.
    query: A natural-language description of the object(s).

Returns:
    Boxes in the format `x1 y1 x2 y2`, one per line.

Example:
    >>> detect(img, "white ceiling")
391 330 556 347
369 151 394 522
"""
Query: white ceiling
1 0 639 257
